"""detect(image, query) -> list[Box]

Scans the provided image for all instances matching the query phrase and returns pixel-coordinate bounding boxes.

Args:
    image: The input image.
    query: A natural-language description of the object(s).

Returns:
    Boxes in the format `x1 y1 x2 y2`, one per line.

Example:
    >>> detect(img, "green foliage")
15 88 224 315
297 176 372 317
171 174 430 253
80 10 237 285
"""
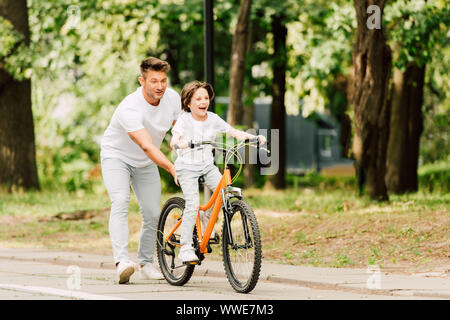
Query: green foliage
0 16 32 80
420 111 450 165
152 0 238 95
385 0 450 69
0 17 22 57
1 0 448 195
418 157 450 193
420 43 450 164
27 0 162 191
285 1 355 117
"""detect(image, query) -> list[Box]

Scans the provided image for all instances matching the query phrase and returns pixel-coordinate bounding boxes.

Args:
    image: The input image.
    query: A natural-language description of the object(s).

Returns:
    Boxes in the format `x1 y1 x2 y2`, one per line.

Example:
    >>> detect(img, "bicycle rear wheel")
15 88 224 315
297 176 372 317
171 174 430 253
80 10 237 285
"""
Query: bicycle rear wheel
222 199 262 293
157 197 195 286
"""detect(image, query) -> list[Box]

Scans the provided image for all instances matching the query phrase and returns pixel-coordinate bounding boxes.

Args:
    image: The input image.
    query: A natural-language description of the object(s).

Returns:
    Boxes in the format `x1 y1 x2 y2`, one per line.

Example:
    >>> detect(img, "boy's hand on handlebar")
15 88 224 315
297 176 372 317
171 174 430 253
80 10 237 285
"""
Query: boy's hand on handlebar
257 135 266 146
176 139 189 149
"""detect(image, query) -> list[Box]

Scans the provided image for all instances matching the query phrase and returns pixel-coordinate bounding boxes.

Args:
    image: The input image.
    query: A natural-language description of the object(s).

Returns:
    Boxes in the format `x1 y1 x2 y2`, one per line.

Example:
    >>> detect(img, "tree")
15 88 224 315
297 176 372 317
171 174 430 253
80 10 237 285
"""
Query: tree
352 0 392 201
385 1 449 193
265 13 288 189
386 57 425 193
0 0 39 191
226 0 252 126
247 0 300 190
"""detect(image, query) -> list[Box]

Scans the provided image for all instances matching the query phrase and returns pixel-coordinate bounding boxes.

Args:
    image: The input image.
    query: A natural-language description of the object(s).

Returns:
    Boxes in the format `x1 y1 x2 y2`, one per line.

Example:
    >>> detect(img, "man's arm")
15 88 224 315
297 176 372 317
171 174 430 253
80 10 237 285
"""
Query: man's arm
128 128 178 184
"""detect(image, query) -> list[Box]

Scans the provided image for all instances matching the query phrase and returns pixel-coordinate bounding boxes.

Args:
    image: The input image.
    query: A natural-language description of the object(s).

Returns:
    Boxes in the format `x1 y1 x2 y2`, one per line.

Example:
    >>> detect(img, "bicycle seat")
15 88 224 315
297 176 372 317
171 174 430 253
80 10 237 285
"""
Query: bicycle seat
198 175 205 184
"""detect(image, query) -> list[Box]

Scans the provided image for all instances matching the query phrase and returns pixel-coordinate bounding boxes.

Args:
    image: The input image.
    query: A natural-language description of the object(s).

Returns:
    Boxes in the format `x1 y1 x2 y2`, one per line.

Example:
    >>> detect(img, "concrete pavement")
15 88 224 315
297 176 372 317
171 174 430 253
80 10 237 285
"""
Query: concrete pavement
0 247 448 299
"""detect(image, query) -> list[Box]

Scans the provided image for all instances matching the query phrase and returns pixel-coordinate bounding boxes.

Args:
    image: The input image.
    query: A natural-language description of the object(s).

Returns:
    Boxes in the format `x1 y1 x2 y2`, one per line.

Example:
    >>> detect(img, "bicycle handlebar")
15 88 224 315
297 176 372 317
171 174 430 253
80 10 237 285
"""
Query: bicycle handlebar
174 141 216 150
175 137 270 156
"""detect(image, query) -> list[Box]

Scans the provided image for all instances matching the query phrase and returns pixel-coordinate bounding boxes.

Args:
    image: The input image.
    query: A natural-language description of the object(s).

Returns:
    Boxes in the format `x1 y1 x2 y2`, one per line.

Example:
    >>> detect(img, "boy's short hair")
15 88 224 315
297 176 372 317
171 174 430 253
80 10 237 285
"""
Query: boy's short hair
181 81 215 113
140 57 170 77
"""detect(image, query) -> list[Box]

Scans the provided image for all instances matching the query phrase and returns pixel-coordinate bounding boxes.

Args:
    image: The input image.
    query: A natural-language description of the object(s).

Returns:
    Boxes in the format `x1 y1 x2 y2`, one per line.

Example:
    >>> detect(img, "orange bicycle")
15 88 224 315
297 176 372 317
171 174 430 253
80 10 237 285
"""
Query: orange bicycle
156 138 267 293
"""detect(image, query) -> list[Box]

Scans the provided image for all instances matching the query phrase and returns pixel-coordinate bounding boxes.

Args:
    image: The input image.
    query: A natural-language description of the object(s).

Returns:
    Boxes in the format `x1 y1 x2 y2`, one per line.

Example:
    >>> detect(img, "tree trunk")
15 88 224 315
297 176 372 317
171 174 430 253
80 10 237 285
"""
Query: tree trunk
243 93 255 187
352 0 391 201
265 14 287 190
226 0 252 126
386 62 425 193
0 0 40 191
333 73 353 159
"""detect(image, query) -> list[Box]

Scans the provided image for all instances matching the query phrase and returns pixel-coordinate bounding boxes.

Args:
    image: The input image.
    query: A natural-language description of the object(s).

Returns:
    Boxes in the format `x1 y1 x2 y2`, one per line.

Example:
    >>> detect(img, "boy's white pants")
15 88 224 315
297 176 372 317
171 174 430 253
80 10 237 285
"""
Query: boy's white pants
176 163 222 248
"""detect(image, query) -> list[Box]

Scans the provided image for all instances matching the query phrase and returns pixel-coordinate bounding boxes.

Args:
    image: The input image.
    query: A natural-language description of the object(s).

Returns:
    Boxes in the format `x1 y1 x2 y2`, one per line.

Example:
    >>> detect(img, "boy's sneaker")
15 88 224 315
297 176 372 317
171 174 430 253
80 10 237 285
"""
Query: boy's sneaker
200 211 215 239
178 245 199 263
116 260 136 284
139 263 164 280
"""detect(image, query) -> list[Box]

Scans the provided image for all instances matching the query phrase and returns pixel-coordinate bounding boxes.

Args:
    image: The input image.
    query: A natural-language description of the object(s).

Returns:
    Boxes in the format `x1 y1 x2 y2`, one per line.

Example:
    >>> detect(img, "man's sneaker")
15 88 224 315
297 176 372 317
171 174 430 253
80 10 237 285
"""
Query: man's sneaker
139 263 164 280
178 245 199 263
116 260 136 284
200 211 215 239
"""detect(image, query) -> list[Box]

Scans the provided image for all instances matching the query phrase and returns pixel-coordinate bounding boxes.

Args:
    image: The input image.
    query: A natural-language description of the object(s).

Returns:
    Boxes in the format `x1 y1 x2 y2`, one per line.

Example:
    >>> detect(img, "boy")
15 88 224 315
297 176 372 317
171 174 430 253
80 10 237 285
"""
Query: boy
170 81 265 262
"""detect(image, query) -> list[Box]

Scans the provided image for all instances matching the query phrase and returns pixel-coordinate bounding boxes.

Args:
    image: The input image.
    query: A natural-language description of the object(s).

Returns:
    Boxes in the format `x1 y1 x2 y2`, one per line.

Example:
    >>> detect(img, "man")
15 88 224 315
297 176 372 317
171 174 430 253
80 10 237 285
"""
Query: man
100 57 181 284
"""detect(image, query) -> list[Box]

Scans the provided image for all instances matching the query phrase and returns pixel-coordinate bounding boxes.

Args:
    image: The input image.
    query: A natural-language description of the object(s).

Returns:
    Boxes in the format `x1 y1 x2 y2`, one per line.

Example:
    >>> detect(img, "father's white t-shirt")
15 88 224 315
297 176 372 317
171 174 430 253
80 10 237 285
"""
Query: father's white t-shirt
101 86 182 167
172 111 231 170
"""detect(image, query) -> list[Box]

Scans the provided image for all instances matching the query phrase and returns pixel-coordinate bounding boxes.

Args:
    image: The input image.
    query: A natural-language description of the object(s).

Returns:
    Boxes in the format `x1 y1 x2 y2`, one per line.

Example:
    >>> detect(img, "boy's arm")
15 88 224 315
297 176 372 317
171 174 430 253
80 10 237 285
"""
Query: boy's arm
227 127 267 145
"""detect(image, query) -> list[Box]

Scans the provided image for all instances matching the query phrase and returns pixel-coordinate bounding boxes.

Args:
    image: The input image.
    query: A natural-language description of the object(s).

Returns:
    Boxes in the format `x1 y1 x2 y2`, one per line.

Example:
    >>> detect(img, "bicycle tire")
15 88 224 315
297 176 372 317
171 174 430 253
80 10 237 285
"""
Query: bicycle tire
157 197 195 286
222 199 262 293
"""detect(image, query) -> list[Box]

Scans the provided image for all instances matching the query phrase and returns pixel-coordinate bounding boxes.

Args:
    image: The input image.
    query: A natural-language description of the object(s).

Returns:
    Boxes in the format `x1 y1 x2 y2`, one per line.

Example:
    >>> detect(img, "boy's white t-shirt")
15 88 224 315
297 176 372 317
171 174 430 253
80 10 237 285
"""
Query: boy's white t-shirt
172 111 231 170
100 86 182 167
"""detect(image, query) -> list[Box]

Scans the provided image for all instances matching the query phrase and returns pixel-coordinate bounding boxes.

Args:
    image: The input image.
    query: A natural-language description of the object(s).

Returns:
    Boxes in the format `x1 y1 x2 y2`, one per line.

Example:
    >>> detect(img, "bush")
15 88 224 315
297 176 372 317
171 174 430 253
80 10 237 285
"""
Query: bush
286 171 356 190
418 158 450 193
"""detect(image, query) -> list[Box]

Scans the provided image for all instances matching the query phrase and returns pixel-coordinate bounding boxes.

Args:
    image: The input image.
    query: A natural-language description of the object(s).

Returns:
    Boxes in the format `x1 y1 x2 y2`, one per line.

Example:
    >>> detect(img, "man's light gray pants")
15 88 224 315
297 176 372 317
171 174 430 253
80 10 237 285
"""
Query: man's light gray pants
101 157 161 266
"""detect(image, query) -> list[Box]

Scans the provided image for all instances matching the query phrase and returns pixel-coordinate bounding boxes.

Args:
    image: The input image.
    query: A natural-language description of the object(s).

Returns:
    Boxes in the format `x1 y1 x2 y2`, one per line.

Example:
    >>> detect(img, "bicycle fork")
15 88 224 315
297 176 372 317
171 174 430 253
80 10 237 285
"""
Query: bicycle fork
221 188 253 249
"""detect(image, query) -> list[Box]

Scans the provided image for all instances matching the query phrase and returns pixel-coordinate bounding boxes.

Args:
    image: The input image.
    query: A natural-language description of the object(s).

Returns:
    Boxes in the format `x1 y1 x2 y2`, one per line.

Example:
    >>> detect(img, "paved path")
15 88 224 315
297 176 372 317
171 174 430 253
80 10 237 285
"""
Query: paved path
0 247 448 300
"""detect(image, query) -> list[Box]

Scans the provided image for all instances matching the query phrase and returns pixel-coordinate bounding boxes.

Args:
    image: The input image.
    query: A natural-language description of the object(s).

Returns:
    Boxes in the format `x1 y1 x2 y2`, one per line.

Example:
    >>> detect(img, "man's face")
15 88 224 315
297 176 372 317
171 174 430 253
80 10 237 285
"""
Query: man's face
139 70 168 102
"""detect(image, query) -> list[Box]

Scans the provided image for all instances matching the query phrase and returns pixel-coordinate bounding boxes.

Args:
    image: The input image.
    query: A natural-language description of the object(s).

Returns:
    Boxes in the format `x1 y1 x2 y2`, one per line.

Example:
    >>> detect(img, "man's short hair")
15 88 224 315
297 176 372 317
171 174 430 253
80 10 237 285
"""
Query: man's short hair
140 57 170 77
180 81 215 113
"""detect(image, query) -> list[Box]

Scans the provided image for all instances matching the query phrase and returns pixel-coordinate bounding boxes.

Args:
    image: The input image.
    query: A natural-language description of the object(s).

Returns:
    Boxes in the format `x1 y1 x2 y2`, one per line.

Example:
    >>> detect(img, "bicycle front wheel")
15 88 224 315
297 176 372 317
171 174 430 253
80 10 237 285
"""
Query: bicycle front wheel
222 200 262 293
157 197 195 286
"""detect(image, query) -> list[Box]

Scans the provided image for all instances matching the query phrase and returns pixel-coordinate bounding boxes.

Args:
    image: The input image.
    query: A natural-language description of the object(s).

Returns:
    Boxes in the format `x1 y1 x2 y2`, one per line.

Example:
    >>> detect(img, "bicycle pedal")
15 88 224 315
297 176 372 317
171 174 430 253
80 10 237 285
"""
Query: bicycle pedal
182 260 200 265
208 234 220 245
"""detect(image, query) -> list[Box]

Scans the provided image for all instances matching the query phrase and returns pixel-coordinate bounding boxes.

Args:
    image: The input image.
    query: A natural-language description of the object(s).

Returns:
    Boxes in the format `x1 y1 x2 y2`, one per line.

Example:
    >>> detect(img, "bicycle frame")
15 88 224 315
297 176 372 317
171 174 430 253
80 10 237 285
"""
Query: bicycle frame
166 166 232 254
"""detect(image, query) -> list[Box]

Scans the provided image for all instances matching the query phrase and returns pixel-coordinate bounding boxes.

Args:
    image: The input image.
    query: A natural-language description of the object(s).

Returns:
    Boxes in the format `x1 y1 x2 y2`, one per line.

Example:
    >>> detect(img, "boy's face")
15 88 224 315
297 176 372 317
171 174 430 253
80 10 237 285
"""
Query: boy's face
188 87 210 118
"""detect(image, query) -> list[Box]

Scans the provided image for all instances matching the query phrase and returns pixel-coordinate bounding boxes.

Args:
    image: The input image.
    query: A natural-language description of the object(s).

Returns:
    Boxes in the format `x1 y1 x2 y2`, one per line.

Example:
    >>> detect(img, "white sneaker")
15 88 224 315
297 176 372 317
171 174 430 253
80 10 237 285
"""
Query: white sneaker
116 260 136 284
178 245 199 263
139 263 164 280
200 211 215 239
